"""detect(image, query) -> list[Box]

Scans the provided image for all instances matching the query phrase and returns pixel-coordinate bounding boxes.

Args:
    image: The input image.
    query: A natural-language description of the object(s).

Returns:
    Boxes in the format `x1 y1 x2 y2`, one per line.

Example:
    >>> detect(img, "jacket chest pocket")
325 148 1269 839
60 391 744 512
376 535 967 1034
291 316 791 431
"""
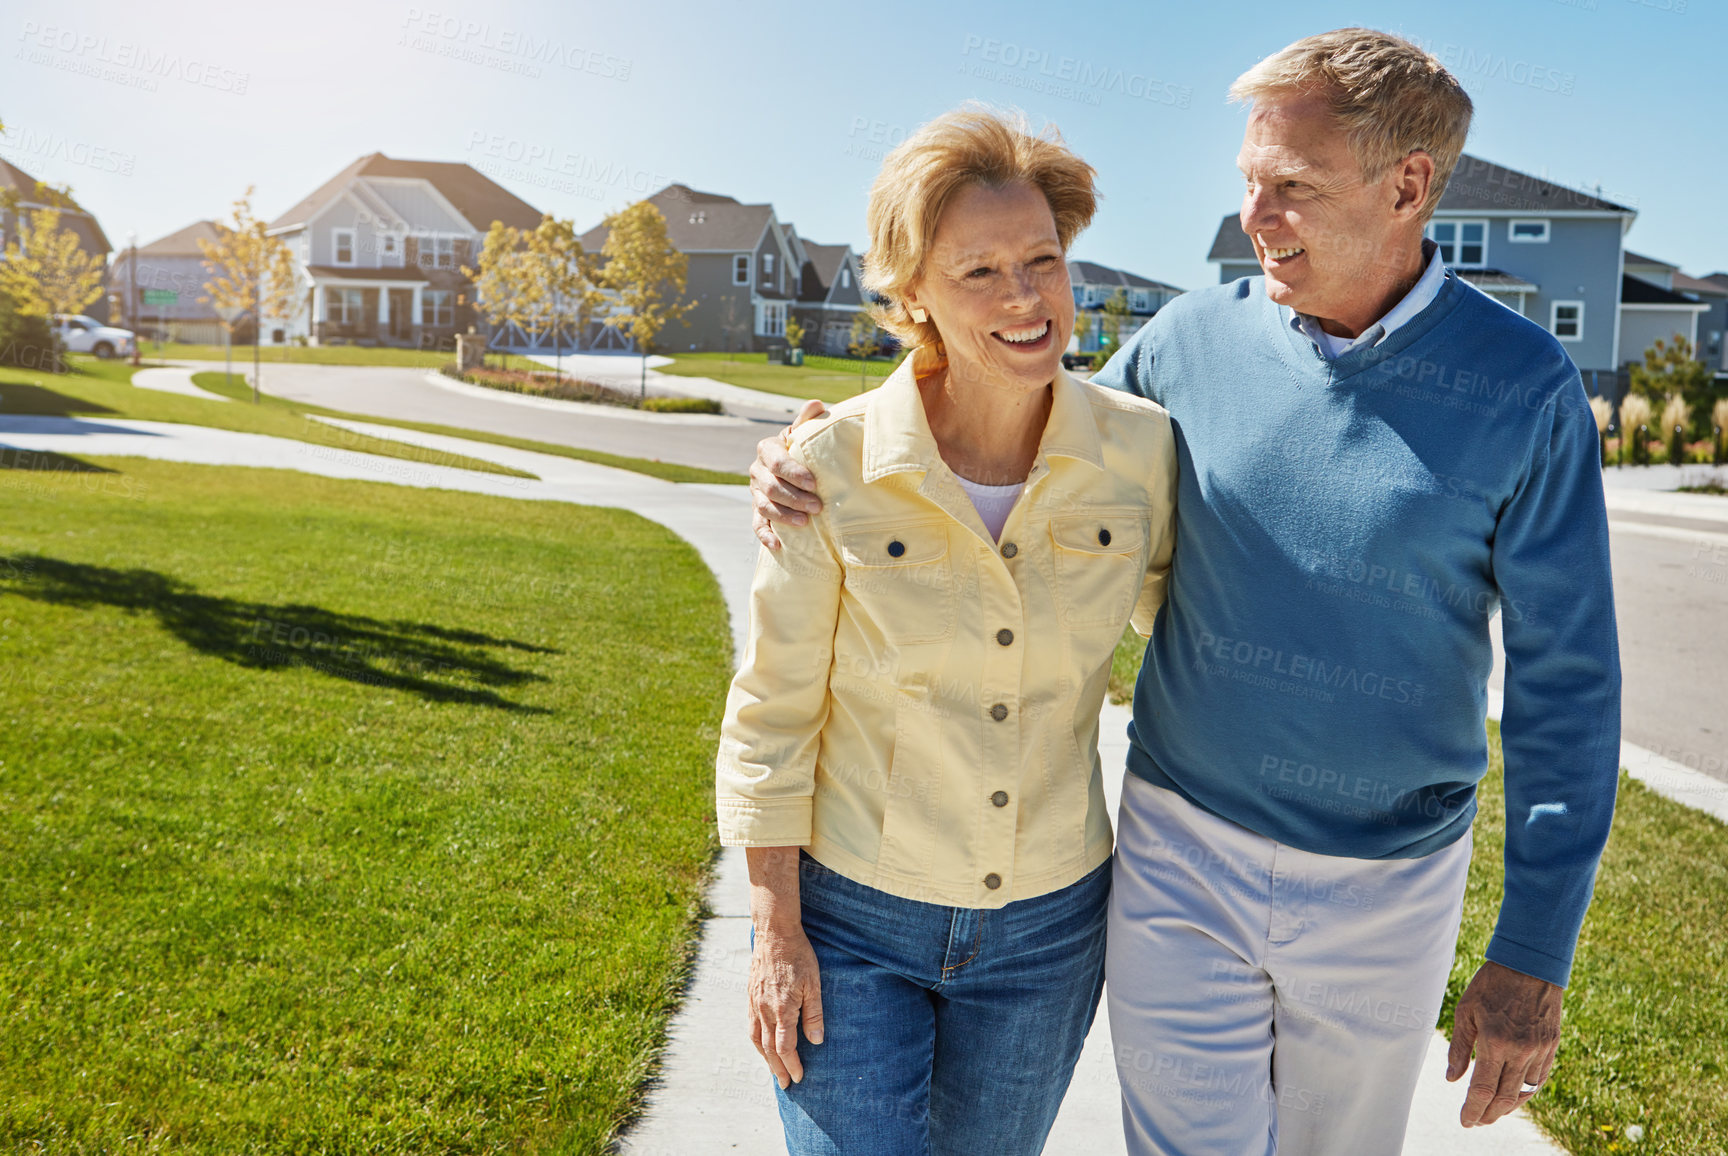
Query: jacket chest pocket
1050 512 1146 628
840 522 958 645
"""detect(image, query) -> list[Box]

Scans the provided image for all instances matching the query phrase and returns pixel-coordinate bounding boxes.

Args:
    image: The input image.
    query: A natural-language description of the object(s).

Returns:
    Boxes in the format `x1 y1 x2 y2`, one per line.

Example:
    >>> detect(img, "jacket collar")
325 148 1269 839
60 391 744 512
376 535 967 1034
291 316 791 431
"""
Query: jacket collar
861 351 1105 484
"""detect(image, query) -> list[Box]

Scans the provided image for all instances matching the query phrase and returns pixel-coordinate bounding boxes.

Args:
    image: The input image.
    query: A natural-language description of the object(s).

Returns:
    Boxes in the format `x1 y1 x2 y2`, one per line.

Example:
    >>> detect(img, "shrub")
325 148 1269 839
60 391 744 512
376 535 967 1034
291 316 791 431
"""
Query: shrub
0 288 59 371
1619 394 1654 464
439 362 636 407
642 396 722 414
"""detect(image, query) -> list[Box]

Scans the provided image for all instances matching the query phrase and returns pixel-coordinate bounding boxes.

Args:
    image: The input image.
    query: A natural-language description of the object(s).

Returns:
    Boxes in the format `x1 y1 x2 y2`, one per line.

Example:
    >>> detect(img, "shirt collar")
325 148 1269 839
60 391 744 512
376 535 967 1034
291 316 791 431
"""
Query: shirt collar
1288 239 1448 358
862 354 1104 484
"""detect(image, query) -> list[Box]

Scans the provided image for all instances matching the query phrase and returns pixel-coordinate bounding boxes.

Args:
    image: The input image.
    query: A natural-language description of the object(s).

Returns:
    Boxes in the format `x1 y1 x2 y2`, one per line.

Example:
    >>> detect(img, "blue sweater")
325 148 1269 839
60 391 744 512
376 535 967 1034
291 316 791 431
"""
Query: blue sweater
1093 272 1621 987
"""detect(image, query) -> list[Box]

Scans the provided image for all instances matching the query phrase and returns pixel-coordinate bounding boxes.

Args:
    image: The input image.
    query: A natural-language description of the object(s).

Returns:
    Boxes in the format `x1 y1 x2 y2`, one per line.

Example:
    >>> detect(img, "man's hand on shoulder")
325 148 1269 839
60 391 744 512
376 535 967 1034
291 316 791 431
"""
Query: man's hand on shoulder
751 399 828 549
1447 960 1564 1128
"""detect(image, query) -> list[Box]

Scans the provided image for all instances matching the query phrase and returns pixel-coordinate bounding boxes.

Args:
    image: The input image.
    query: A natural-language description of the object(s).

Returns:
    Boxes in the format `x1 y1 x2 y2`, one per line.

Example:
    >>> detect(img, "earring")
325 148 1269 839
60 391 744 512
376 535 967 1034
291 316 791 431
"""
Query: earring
910 306 928 324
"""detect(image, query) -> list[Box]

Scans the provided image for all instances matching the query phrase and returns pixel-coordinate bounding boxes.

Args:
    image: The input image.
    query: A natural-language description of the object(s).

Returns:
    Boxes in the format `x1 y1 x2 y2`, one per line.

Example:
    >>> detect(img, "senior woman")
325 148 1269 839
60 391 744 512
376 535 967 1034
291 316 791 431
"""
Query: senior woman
715 104 1176 1155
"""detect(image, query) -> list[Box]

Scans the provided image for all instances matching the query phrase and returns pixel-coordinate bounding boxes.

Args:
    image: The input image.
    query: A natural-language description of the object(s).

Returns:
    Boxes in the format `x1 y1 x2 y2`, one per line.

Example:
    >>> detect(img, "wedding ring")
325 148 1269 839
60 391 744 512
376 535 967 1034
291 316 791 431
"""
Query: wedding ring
1520 1081 1544 1095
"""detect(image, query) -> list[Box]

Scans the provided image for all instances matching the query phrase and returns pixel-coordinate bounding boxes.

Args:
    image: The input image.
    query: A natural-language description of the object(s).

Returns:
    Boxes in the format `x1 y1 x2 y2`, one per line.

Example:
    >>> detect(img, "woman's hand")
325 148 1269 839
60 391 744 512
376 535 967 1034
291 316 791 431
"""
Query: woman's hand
749 921 826 1089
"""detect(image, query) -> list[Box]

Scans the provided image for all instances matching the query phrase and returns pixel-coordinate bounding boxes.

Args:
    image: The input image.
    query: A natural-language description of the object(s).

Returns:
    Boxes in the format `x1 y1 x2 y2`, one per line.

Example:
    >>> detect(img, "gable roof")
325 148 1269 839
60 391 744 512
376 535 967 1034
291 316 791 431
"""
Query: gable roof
579 184 774 253
266 152 543 233
1673 272 1728 297
0 157 112 254
1624 250 1679 272
1441 154 1635 215
1621 274 1703 306
798 240 851 302
138 219 223 256
1069 259 1182 294
1208 215 1256 263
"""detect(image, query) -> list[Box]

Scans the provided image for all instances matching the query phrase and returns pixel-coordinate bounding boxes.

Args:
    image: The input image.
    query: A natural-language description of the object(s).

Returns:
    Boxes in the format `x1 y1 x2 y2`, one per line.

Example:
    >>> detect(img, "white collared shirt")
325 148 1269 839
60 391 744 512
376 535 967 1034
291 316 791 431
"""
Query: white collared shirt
1288 241 1448 359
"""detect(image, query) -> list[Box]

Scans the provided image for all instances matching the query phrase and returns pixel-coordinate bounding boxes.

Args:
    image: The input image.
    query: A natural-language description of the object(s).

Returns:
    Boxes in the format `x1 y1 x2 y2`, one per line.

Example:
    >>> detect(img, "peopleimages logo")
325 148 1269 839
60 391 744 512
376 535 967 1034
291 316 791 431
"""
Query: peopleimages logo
959 36 1192 108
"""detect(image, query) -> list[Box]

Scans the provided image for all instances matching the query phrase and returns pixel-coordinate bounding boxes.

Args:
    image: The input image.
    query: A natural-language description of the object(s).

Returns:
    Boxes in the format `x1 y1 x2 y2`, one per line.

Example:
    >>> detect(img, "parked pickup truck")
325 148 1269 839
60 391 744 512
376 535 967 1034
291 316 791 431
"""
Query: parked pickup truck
53 314 136 359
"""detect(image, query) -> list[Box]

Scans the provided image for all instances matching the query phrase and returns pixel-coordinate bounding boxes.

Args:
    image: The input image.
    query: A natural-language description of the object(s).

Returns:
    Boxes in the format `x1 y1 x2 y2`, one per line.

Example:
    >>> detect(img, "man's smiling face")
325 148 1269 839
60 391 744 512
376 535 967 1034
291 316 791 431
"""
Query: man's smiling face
1236 90 1415 336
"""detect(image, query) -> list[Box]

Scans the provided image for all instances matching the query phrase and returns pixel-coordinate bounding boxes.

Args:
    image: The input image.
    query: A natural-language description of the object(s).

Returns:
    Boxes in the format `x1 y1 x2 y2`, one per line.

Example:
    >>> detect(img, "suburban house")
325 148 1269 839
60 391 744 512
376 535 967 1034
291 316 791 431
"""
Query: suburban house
0 157 114 321
107 220 231 344
263 152 544 348
1620 251 1710 375
1674 271 1728 380
1068 260 1183 355
578 183 869 355
1206 153 1687 394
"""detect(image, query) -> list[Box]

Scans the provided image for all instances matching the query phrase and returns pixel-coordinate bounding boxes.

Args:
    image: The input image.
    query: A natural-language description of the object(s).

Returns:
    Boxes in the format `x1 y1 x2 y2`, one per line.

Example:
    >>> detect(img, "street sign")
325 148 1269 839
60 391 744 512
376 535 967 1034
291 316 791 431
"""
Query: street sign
142 289 177 306
214 303 247 323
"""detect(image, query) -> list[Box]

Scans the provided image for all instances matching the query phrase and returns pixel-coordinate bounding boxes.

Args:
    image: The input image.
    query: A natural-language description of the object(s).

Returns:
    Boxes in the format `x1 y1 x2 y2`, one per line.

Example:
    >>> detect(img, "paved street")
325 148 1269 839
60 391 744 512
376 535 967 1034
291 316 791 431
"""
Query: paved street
208 361 778 474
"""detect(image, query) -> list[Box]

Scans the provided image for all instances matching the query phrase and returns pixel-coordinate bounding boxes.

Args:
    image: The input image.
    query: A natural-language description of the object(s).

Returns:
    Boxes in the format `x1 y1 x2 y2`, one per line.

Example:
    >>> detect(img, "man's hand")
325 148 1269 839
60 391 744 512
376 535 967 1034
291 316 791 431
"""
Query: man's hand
751 399 827 549
1447 960 1564 1127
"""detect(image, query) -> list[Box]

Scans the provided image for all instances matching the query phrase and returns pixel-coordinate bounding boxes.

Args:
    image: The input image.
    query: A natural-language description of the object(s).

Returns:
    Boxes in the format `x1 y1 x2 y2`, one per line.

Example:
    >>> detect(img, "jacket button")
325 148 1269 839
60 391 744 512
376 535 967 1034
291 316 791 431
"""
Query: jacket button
991 790 1009 807
984 873 1002 890
996 628 1014 647
1098 528 1112 546
1000 541 1018 559
989 703 1008 721
887 539 905 558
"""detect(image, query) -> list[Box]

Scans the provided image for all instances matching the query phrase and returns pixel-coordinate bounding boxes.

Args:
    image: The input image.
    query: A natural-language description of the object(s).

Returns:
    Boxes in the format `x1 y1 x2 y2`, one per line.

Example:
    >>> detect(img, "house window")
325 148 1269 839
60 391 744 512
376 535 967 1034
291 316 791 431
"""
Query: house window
1551 300 1584 342
1427 220 1487 267
762 252 775 282
424 289 454 327
327 288 364 325
839 266 851 289
381 234 400 264
1509 220 1550 243
333 228 355 265
417 235 455 269
733 254 750 285
759 301 786 337
1131 290 1151 312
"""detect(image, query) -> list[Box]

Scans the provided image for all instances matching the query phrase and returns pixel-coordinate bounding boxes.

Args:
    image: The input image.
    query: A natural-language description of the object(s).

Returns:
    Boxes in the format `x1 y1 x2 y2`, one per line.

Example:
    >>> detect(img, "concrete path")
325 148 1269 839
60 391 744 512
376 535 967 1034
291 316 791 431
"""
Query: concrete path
14 410 1716 1153
132 365 228 401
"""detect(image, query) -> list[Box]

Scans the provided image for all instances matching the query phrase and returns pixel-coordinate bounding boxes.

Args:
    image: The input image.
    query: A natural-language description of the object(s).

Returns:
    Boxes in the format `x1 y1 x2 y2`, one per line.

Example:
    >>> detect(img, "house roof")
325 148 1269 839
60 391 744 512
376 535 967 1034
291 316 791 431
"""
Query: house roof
266 152 543 233
579 184 774 253
799 241 851 302
1441 154 1634 215
138 219 223 256
1623 250 1679 272
1069 259 1182 294
0 157 112 254
1458 269 1539 293
304 265 433 283
1674 272 1728 297
1622 274 1705 306
1207 216 1256 263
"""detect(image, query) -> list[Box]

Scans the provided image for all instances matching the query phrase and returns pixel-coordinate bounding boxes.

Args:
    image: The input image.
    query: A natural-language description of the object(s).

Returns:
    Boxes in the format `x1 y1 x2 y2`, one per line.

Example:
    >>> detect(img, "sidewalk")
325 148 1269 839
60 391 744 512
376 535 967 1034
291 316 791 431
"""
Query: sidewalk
8 405 1691 1155
523 351 810 417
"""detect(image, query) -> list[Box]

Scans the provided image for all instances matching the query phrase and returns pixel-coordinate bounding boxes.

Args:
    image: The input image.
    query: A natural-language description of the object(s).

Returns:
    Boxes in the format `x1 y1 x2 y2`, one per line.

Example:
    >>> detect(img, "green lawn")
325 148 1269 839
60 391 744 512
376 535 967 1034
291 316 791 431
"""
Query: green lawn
141 342 456 368
659 351 901 405
1 358 530 481
0 456 732 1152
189 372 747 486
1110 631 1728 1154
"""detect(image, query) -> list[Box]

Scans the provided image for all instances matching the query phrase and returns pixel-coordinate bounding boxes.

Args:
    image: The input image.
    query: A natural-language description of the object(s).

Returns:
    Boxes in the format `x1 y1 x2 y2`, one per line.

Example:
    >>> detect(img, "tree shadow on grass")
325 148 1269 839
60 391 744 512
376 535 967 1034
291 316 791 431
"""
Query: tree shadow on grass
0 448 117 473
1 554 558 713
0 384 118 417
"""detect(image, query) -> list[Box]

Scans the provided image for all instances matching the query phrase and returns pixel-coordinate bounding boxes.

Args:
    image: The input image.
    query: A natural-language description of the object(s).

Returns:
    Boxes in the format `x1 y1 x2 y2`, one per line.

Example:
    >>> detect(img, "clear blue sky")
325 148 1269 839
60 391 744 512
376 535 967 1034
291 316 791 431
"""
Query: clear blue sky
4 0 1722 290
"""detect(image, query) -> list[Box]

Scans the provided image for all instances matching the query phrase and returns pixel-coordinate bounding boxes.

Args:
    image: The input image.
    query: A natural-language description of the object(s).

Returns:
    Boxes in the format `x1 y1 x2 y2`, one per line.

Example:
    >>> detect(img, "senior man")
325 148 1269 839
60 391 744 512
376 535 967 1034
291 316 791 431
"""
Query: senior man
748 28 1620 1156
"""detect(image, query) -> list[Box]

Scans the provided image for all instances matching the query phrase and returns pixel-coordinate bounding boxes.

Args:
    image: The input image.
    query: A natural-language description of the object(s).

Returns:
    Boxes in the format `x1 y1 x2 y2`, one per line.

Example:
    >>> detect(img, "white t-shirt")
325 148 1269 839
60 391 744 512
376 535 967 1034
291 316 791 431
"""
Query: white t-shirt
955 474 1023 541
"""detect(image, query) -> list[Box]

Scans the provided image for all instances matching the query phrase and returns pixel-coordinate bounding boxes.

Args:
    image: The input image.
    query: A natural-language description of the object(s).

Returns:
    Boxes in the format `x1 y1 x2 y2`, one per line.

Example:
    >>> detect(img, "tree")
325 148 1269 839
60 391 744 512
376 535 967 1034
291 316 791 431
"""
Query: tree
717 293 751 353
784 313 806 355
847 310 886 393
0 205 106 372
198 186 297 402
1097 288 1133 358
1630 334 1710 401
465 220 533 372
596 201 695 398
1074 309 1093 355
522 216 600 384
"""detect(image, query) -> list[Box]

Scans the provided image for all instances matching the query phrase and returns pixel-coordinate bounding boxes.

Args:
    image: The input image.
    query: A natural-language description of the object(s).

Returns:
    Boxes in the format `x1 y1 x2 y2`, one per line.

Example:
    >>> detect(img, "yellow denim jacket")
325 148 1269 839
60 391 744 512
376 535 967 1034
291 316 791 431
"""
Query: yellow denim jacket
716 358 1177 907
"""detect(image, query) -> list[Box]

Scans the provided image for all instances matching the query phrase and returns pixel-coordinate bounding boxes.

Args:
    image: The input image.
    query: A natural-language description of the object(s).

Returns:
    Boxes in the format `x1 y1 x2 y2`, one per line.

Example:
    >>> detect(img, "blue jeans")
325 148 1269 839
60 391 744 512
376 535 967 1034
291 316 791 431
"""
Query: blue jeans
770 851 1110 1156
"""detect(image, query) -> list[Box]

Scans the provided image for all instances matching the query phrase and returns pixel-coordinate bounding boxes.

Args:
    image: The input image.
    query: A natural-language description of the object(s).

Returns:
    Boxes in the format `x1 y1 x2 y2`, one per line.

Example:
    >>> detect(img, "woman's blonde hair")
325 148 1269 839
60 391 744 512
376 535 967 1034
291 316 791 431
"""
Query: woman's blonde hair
1229 28 1472 221
861 103 1097 348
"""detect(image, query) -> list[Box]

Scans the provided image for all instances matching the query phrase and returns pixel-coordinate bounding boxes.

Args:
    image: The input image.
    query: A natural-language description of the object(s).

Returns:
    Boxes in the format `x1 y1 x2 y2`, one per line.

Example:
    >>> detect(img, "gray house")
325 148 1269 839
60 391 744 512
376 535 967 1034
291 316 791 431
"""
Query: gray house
264 152 544 348
0 157 113 321
580 183 854 355
107 220 230 344
1068 260 1183 355
1674 272 1728 380
1207 153 1659 392
1620 251 1709 374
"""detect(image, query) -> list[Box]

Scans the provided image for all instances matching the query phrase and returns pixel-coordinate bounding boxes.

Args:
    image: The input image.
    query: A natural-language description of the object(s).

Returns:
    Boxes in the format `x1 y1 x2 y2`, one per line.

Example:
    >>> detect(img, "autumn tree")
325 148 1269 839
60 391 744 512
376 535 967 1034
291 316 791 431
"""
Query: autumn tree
0 205 106 371
847 310 886 393
198 186 298 401
784 313 806 354
466 221 534 371
596 201 695 398
1630 334 1710 401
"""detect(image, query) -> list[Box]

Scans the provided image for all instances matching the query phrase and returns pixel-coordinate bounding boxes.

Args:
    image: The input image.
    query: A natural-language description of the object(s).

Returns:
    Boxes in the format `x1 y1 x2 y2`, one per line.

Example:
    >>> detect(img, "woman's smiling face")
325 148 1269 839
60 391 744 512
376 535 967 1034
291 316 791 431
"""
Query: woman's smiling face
906 181 1074 394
